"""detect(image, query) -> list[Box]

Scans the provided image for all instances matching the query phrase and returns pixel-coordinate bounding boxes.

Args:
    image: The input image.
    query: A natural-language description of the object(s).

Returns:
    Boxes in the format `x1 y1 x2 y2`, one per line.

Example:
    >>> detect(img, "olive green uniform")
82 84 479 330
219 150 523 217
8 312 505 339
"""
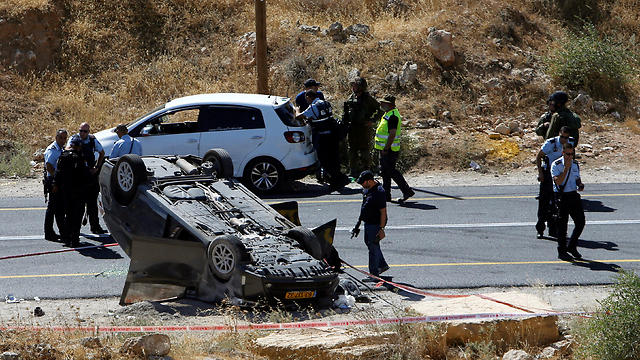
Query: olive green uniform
343 92 381 176
545 108 581 144
535 111 553 138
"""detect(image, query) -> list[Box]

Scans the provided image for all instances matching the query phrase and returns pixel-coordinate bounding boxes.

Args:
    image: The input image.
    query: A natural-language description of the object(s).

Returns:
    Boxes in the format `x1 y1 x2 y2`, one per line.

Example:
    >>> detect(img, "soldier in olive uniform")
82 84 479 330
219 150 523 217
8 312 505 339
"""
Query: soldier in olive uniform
545 91 581 144
343 77 381 177
53 136 90 247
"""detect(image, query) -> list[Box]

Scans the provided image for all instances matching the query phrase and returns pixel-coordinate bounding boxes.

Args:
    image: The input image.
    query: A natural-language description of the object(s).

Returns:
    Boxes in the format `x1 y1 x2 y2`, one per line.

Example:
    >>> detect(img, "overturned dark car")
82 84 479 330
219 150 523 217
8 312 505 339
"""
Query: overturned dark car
99 149 340 306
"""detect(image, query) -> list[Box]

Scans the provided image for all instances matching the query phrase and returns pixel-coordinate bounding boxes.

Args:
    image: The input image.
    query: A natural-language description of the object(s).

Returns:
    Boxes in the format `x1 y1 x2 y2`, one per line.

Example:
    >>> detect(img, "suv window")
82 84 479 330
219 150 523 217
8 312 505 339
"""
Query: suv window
275 102 304 127
135 107 200 136
198 106 265 131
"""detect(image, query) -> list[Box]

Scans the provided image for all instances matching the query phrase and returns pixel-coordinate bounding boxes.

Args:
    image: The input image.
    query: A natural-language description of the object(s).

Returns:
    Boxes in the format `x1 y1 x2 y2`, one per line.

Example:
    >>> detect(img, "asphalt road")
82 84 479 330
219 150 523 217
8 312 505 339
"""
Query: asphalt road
1 182 639 300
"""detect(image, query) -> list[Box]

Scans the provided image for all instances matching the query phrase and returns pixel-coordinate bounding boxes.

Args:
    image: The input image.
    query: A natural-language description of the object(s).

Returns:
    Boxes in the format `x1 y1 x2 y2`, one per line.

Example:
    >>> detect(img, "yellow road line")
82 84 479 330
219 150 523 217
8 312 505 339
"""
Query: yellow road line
4 259 640 279
0 207 47 211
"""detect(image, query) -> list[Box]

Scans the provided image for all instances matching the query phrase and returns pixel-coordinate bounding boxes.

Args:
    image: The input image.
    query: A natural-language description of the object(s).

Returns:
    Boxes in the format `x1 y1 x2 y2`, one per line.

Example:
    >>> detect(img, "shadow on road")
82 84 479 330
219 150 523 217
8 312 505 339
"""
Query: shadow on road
538 236 618 252
396 201 437 210
262 181 362 199
413 187 464 200
378 279 425 301
582 199 616 212
570 259 621 272
75 234 123 259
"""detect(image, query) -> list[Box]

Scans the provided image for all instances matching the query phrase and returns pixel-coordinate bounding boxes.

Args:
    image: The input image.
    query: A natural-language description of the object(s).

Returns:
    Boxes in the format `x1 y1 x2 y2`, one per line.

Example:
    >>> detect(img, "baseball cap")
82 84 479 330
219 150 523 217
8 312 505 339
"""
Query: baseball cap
356 170 375 185
304 78 321 87
379 94 396 105
69 135 82 146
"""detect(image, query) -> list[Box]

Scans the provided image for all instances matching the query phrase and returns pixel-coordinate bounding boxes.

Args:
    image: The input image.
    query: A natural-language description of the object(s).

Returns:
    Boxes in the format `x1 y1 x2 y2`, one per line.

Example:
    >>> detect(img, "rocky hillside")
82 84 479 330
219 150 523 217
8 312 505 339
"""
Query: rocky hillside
0 0 639 176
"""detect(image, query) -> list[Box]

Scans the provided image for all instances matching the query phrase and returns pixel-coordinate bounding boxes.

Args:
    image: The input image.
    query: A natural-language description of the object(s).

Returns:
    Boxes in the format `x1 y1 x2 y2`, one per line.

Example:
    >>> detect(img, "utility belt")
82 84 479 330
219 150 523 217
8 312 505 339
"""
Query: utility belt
310 117 336 134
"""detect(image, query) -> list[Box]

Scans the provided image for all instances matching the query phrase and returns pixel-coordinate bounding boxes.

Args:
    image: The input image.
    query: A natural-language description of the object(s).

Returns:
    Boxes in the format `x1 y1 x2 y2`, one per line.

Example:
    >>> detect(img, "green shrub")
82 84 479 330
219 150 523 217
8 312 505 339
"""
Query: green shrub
529 0 600 23
396 134 422 173
545 23 639 100
0 141 31 177
573 270 640 360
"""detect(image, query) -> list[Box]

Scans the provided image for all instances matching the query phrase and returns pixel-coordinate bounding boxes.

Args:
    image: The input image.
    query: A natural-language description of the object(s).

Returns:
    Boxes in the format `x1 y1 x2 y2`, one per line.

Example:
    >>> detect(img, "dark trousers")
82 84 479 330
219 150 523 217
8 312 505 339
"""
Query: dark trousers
536 169 557 236
314 131 348 187
60 193 84 245
44 188 64 238
364 223 388 276
85 178 100 229
379 150 412 200
348 126 372 176
556 191 585 251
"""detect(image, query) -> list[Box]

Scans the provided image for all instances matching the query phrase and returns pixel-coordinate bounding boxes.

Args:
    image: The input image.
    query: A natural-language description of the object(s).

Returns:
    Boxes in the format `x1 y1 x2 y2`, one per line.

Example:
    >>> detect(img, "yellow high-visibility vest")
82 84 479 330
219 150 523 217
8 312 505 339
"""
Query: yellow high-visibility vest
374 108 402 151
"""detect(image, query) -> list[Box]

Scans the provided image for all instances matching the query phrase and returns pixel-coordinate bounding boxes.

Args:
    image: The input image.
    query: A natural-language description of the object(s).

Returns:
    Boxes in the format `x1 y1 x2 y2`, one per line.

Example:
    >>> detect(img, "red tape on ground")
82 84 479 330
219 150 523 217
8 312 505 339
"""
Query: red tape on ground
0 311 588 333
0 243 119 261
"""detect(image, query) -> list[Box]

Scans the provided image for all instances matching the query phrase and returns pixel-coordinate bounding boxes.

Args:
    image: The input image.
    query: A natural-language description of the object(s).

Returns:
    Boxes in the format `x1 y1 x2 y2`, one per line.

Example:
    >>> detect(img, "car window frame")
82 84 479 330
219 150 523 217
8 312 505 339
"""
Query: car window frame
198 105 266 132
132 106 202 137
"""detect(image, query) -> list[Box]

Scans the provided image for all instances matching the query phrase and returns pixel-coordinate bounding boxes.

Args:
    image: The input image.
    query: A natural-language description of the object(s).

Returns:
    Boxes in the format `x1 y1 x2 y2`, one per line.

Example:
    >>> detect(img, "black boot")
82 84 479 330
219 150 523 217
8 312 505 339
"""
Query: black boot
557 247 572 261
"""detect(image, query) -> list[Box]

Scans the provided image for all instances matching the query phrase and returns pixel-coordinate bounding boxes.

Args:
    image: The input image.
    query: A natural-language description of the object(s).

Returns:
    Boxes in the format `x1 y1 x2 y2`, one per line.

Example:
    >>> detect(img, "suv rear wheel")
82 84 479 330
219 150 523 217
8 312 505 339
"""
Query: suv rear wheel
243 157 285 195
207 235 248 281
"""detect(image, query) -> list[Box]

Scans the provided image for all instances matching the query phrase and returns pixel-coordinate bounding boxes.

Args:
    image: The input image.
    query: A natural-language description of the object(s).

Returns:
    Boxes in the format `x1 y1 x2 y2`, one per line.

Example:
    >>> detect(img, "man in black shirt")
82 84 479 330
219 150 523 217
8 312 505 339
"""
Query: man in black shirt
351 170 390 279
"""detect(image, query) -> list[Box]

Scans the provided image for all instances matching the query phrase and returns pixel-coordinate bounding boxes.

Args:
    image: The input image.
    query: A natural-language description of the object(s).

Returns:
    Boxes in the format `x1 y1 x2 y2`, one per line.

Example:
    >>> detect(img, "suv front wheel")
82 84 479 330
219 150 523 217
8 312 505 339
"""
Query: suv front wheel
243 157 285 195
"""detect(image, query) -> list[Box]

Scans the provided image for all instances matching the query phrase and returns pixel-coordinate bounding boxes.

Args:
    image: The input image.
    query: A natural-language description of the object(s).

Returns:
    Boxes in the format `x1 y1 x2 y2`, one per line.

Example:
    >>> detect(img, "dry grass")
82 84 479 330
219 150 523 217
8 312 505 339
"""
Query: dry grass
0 0 638 174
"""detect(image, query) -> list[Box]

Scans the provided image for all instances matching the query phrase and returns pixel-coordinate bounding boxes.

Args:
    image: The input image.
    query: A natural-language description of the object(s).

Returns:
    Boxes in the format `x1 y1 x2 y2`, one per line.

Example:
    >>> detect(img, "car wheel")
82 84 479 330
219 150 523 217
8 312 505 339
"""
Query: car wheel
111 154 147 205
244 158 285 195
286 226 323 260
203 148 234 178
207 235 248 281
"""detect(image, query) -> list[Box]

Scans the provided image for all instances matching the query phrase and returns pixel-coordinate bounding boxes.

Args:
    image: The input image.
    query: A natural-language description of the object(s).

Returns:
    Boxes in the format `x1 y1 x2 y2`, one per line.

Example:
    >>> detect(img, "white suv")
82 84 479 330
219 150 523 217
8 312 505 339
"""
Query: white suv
95 93 317 194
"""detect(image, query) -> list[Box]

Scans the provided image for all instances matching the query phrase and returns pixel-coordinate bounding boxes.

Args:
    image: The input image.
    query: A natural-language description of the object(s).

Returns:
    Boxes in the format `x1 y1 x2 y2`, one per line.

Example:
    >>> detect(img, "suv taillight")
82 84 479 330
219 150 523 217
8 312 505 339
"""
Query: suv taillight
284 131 305 143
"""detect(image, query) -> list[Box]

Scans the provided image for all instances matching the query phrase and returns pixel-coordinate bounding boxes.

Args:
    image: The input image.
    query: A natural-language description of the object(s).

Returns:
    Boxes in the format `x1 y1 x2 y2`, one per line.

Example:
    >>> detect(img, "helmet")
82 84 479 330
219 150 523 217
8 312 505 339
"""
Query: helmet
548 91 569 106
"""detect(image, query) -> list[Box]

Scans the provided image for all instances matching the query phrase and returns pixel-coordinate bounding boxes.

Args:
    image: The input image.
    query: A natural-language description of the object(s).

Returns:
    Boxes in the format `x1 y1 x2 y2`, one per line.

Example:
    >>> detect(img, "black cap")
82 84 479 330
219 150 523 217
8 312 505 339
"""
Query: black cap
356 170 375 185
304 78 321 88
379 94 396 105
69 135 82 146
548 91 568 105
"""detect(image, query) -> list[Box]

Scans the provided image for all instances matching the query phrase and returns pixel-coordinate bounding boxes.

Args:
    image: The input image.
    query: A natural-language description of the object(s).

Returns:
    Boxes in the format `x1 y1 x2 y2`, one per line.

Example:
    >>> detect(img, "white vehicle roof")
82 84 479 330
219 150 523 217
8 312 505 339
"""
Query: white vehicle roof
165 93 290 109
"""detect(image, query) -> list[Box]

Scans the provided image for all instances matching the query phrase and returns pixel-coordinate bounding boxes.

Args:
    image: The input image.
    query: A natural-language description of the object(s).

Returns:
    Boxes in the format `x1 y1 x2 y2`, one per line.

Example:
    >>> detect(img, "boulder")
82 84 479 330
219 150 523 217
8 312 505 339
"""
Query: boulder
348 68 360 82
1 352 20 360
345 24 370 36
496 123 510 135
503 349 533 360
573 94 593 109
120 334 171 357
399 62 418 87
385 72 399 87
327 22 346 42
426 28 455 66
509 121 520 133
592 101 613 115
298 25 320 34
237 32 256 66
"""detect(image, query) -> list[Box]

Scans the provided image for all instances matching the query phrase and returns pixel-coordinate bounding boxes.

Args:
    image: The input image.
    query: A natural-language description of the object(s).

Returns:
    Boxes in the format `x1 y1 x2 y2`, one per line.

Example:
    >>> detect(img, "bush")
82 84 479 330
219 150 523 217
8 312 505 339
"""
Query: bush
545 23 639 100
529 0 600 23
573 270 640 360
0 141 31 177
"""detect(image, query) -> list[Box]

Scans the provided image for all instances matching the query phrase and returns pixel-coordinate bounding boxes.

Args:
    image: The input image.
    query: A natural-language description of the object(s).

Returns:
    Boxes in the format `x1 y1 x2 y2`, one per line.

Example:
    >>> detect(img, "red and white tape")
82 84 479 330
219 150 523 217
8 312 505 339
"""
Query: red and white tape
0 311 588 333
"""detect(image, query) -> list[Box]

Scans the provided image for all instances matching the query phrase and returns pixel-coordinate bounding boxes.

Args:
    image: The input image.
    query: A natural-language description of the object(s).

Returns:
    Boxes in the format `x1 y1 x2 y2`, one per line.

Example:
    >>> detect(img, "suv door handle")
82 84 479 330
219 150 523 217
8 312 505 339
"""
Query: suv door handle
187 138 198 143
251 136 263 140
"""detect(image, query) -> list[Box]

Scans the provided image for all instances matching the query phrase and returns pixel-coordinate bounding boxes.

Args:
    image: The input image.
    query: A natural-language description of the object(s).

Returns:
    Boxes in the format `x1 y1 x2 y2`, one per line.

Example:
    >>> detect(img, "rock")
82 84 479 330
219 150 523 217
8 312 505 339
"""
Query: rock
602 146 614 151
80 337 102 349
399 62 418 87
484 77 501 89
120 334 171 357
426 28 455 66
592 100 613 115
385 72 399 87
478 95 490 105
298 25 320 34
509 121 520 133
1 352 20 360
347 35 358 43
348 68 360 82
577 143 592 151
573 93 593 109
448 127 457 135
416 119 440 129
345 24 370 36
32 148 45 162
502 62 512 70
442 111 452 122
548 339 573 357
378 40 394 46
496 123 510 135
327 22 346 42
510 68 522 77
503 349 533 360
488 132 501 140
610 111 622 121
237 32 256 66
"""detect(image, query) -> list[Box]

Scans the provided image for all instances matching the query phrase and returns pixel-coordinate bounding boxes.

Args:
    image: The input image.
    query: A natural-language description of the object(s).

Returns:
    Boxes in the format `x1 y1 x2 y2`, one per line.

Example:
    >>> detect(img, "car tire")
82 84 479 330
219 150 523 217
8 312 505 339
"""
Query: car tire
203 148 234 178
243 157 285 195
286 226 323 260
207 235 248 281
111 154 147 205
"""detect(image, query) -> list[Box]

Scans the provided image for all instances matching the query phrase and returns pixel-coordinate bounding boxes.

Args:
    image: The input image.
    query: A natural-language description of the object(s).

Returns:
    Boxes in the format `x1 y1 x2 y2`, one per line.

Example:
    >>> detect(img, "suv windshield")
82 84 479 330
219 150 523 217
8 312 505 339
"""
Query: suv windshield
275 102 304 127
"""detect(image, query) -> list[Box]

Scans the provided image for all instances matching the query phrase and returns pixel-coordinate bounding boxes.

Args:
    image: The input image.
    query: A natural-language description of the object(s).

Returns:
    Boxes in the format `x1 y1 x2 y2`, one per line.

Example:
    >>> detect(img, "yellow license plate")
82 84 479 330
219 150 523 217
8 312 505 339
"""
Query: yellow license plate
285 290 316 299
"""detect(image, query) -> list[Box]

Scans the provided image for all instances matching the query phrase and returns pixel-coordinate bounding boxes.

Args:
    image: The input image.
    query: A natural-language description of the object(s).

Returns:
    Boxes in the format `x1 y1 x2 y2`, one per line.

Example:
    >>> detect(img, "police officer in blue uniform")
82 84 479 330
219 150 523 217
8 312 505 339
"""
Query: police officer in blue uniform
535 126 575 239
43 129 68 241
551 142 585 260
295 90 350 191
70 122 106 234
110 124 143 158
54 136 90 247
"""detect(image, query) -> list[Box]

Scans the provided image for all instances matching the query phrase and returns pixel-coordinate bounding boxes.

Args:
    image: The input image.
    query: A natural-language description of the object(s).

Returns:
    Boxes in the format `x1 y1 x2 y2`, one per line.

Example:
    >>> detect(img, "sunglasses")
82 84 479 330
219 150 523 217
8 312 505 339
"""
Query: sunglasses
79 129 89 133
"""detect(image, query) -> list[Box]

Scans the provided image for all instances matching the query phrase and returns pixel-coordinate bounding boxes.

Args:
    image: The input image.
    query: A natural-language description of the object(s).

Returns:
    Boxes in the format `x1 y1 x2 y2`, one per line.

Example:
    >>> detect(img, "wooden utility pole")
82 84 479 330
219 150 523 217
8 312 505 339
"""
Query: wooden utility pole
255 0 268 94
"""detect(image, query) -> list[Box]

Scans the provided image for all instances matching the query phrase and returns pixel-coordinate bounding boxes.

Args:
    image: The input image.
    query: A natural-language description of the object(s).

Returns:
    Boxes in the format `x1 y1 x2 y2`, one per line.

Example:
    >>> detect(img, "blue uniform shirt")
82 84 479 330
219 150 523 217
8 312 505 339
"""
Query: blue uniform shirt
110 135 142 158
551 158 581 193
295 90 324 111
540 136 575 169
44 141 64 177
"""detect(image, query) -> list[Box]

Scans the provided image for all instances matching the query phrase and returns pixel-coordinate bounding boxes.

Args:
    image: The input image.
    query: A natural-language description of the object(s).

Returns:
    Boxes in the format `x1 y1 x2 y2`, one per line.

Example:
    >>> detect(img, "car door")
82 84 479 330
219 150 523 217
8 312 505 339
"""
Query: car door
131 107 201 156
197 105 266 172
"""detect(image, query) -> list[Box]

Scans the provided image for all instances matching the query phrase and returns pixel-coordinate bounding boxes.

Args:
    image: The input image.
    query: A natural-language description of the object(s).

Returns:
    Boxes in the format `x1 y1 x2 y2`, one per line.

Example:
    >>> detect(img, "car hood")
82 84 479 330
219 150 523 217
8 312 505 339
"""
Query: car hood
94 127 118 157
